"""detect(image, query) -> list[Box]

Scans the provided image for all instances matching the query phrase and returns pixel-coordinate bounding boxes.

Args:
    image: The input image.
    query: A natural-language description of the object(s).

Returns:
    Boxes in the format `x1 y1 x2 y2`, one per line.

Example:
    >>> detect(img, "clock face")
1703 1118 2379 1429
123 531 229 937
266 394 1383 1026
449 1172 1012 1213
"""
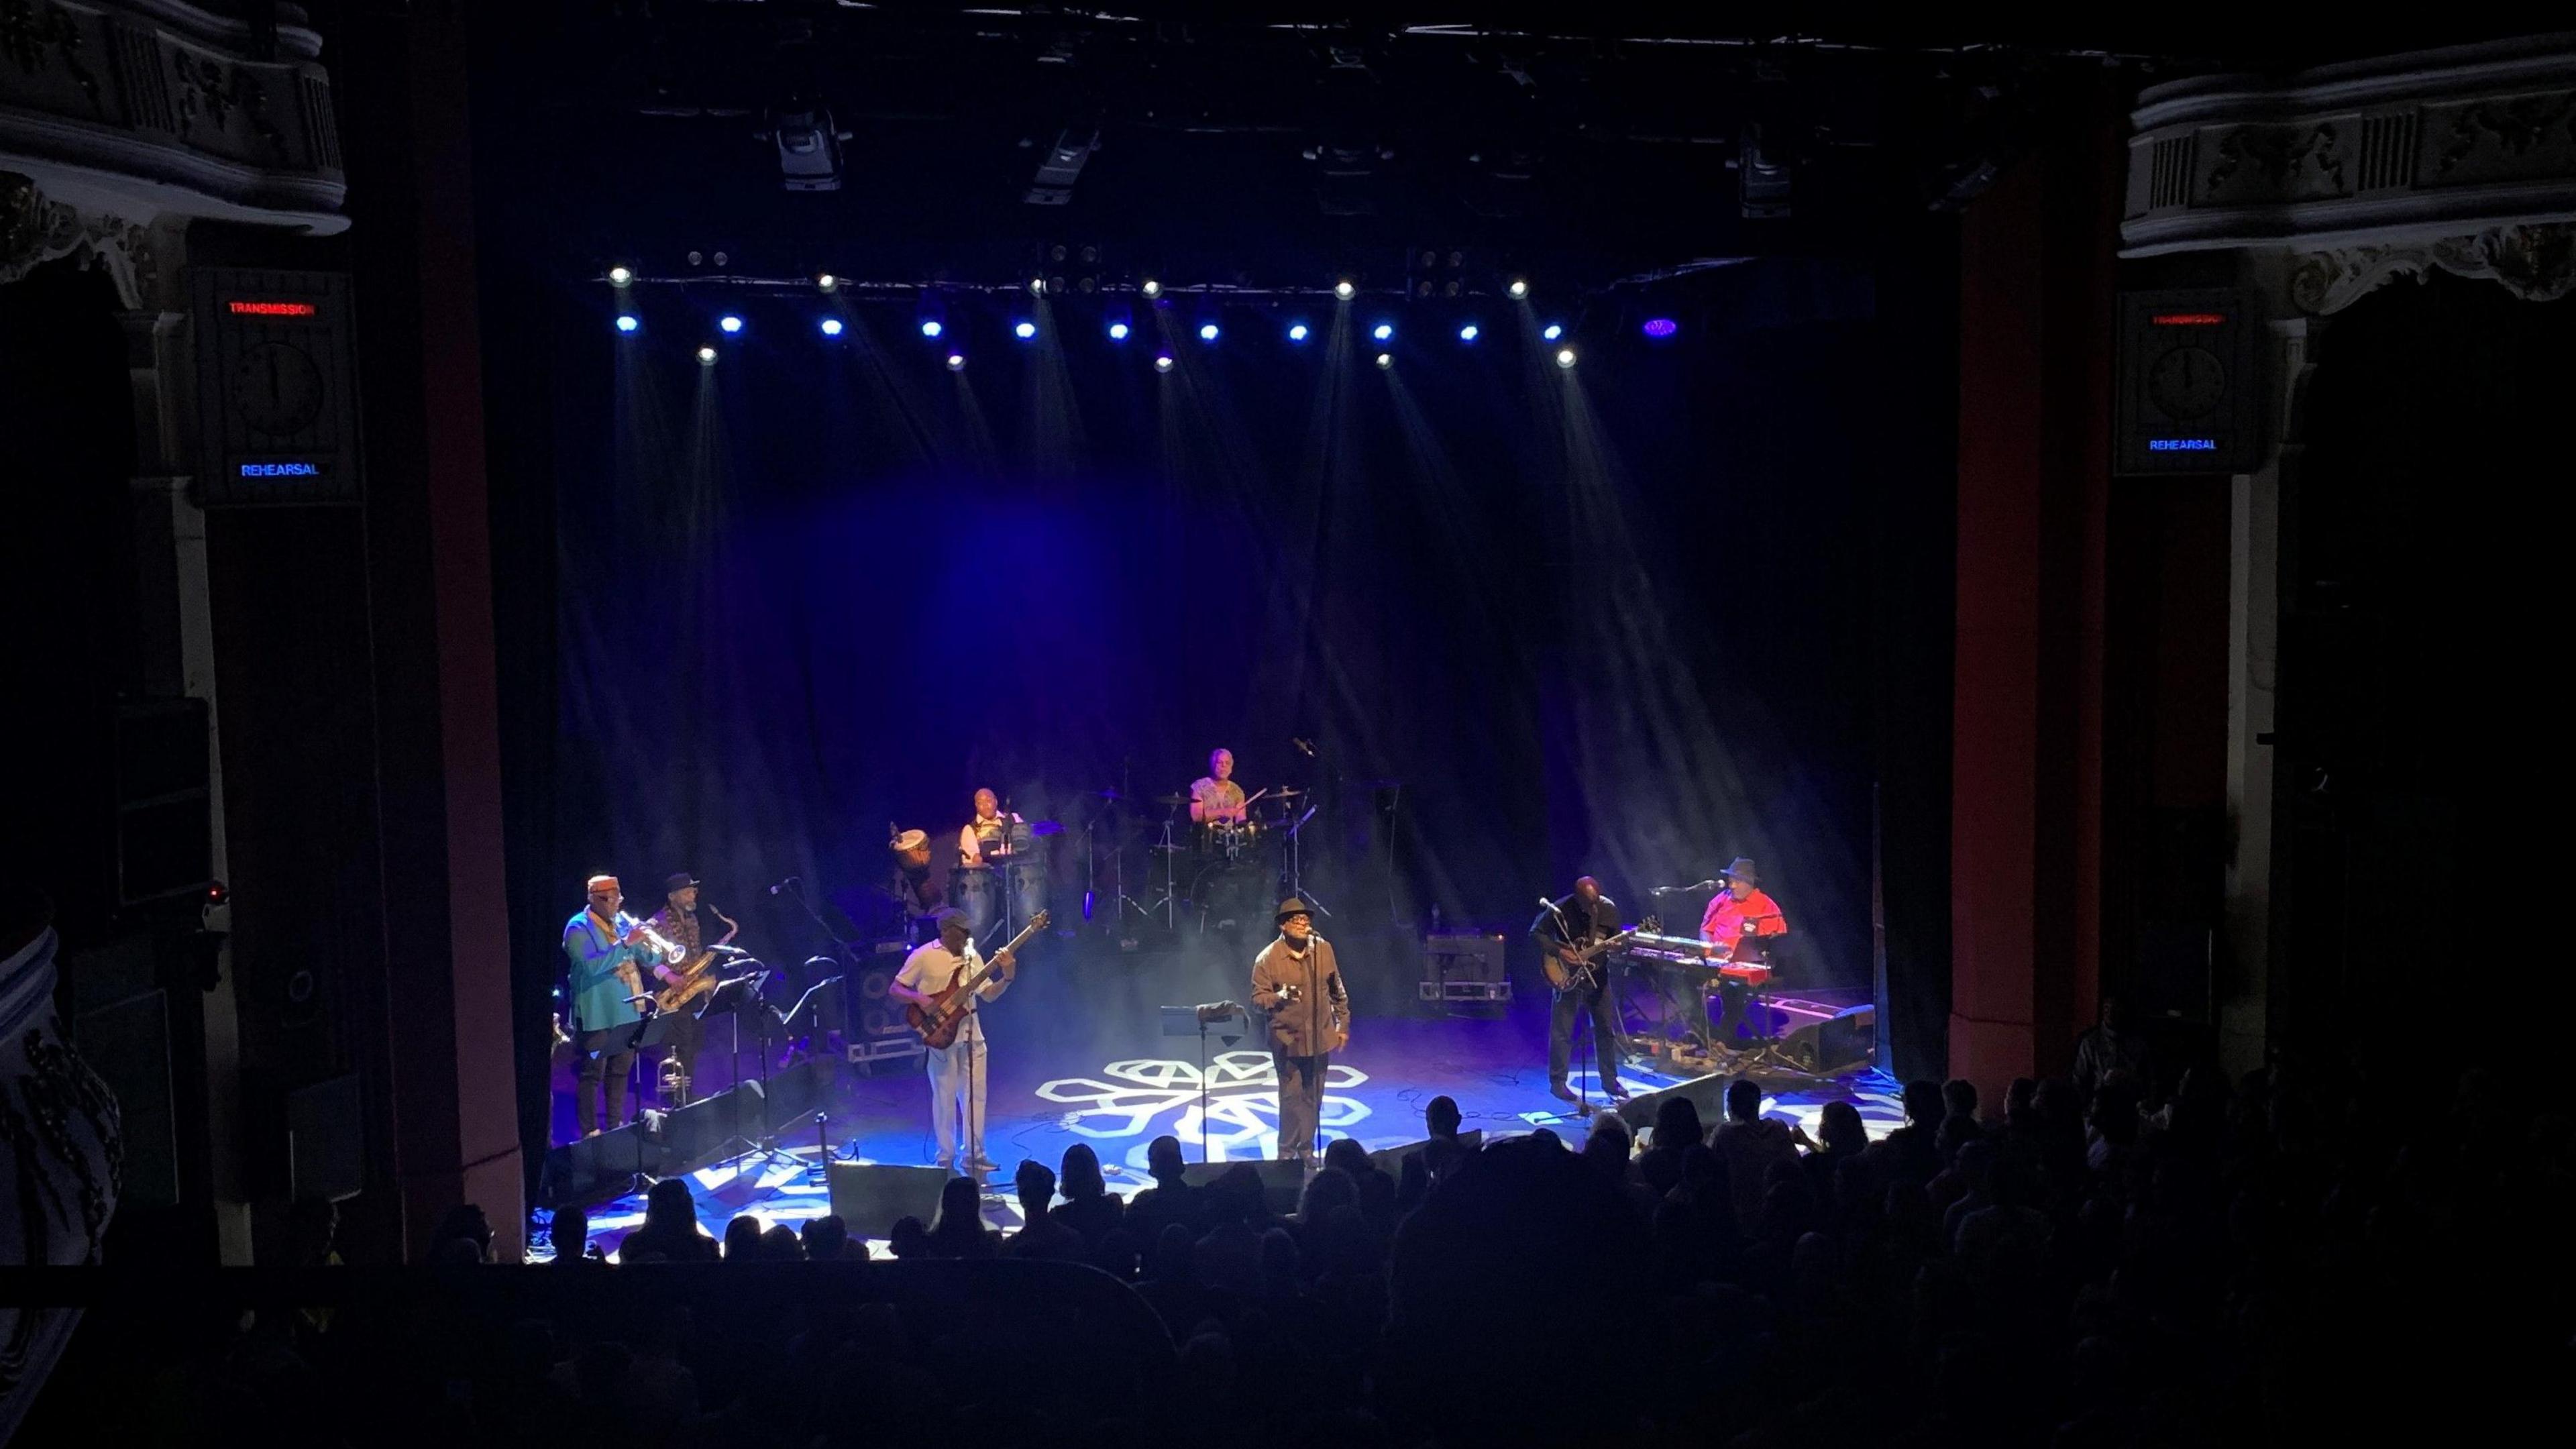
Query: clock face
230 341 326 436
2146 345 2226 421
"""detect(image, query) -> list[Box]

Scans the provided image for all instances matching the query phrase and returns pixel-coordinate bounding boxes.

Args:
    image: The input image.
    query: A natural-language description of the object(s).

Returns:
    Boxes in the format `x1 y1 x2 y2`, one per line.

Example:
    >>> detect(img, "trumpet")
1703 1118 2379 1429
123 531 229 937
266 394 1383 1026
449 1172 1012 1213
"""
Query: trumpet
623 920 686 965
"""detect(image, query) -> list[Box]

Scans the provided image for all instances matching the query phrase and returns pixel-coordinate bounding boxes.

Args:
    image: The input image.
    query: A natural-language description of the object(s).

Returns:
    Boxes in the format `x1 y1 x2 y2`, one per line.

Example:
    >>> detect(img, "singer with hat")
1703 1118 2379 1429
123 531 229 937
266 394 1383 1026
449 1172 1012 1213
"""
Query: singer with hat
1250 898 1348 1162
1699 857 1788 1050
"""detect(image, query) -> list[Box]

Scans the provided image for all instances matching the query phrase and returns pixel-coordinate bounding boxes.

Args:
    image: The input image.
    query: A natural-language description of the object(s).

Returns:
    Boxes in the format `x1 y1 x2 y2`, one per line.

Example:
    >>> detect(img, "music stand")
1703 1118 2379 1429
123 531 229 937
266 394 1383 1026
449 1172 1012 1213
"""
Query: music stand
705 974 800 1172
1162 1003 1246 1163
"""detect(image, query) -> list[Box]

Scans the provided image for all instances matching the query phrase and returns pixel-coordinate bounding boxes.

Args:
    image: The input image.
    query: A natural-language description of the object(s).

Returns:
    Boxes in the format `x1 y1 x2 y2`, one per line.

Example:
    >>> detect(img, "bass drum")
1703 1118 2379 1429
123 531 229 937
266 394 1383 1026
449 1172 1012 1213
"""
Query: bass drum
950 863 998 939
1189 859 1273 934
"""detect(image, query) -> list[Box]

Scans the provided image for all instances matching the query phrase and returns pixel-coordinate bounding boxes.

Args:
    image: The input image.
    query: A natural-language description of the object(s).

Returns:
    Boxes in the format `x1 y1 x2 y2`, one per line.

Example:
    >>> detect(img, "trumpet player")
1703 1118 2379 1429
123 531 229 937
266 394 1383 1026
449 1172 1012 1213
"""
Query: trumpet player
561 873 667 1138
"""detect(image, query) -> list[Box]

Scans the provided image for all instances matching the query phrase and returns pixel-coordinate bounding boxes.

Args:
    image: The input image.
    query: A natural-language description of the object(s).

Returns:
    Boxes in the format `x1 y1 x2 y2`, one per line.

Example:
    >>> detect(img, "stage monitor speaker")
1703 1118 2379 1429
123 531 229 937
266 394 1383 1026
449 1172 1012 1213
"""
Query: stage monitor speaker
1366 1130 1483 1176
1777 1004 1876 1075
1613 1074 1733 1138
827 1162 951 1238
535 1120 667 1208
1180 1157 1306 1216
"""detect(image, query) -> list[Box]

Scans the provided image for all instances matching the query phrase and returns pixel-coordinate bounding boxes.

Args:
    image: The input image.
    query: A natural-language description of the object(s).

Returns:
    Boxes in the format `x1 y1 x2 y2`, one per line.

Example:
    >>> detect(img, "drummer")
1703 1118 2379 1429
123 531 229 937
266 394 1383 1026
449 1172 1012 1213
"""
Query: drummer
1189 749 1248 825
958 788 1024 867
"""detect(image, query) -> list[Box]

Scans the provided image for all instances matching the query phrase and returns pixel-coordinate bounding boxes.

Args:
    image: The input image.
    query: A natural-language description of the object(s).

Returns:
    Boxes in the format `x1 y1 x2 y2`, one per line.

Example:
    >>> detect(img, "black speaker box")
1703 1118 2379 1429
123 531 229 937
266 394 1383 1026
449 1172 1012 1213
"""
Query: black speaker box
536 1119 669 1208
826 1161 952 1238
1179 1157 1306 1215
1777 1004 1876 1075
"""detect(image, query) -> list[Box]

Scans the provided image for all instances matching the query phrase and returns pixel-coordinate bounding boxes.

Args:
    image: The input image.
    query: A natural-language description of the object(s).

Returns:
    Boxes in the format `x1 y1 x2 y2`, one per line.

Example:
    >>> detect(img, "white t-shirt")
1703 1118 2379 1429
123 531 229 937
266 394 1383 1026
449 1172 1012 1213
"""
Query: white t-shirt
897 940 1004 1044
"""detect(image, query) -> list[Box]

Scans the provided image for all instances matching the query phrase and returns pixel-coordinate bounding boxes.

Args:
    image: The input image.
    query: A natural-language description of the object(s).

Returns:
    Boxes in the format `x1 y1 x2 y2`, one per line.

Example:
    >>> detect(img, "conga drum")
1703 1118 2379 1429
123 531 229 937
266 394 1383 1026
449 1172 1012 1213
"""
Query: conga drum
1006 853 1049 924
950 863 998 938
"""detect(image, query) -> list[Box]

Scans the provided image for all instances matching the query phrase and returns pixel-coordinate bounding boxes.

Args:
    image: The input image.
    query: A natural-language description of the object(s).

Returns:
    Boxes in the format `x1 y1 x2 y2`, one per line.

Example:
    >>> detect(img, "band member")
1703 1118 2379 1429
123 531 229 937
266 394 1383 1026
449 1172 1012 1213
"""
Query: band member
889 828 945 938
888 907 1016 1174
1532 876 1629 1104
1250 898 1348 1161
1700 857 1788 1048
561 875 653 1138
959 788 1023 866
1189 749 1248 824
641 871 737 1098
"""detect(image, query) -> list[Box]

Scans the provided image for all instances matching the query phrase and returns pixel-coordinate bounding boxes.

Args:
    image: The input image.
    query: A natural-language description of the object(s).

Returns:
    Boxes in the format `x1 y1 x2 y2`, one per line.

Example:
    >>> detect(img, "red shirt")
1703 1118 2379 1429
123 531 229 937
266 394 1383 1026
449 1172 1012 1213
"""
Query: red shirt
1699 888 1787 961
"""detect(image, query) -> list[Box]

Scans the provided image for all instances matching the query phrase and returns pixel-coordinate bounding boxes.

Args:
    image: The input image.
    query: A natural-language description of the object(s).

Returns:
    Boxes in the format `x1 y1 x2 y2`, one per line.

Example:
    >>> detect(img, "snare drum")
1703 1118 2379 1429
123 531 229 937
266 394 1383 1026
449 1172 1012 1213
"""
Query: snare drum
1197 819 1265 861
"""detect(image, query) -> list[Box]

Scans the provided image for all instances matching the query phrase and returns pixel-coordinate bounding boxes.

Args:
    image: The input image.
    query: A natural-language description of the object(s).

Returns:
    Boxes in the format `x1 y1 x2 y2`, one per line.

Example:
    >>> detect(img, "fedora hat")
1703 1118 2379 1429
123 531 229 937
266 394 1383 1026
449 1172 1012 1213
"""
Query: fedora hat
1275 898 1316 924
1717 857 1760 885
662 871 701 894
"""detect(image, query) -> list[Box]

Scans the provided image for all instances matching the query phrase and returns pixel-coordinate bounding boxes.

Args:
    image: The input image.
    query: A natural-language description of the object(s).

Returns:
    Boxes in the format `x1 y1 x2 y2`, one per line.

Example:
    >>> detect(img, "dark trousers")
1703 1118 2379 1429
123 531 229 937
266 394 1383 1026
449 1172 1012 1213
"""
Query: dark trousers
576 1027 637 1135
1660 967 1709 1046
1550 979 1621 1086
1274 1050 1329 1159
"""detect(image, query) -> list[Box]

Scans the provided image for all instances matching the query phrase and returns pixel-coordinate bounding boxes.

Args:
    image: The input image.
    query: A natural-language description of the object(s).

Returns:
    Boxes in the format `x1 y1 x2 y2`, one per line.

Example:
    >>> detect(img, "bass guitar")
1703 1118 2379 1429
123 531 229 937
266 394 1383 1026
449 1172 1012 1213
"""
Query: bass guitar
907 910 1049 1049
1541 915 1660 992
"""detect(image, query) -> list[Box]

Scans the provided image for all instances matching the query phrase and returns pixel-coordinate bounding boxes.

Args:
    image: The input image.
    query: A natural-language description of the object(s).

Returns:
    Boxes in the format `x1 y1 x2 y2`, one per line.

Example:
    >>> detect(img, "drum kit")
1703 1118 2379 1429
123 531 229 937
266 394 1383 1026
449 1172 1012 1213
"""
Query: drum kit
1130 784 1316 934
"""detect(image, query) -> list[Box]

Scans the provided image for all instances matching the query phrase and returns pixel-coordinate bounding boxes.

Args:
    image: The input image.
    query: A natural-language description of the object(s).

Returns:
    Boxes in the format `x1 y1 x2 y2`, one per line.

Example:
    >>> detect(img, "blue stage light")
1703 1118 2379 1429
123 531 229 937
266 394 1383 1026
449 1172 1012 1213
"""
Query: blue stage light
1542 323 1564 341
1014 320 1037 340
1154 354 1174 373
947 352 967 371
696 345 717 365
1375 352 1393 370
1371 322 1393 342
1108 321 1131 340
1198 322 1220 342
1643 317 1679 338
1458 323 1480 342
818 317 843 337
1287 323 1310 342
718 314 744 334
614 314 640 334
920 319 944 339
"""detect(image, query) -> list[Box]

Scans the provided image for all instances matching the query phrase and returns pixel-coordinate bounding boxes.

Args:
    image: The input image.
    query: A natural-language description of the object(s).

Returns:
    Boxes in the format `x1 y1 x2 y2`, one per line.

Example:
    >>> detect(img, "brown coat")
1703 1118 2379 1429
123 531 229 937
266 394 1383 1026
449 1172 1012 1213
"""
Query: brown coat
1250 935 1347 1056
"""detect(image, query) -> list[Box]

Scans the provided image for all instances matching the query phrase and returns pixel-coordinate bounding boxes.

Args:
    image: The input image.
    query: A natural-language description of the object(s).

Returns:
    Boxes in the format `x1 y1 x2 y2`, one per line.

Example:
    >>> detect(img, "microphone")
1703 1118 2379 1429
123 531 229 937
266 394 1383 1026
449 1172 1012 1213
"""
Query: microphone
1293 737 1316 757
769 876 799 896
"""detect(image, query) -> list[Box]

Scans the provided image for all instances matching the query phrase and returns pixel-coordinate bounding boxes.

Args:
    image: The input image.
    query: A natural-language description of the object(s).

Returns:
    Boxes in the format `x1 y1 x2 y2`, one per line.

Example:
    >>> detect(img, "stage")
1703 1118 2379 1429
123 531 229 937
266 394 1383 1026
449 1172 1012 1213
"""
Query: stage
535 965 1890 1259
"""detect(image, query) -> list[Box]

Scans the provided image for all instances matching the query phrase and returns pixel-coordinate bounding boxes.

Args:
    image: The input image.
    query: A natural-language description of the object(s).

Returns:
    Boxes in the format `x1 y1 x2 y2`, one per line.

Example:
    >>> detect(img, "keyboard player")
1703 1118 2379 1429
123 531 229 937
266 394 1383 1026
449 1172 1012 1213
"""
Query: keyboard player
1700 857 1788 1049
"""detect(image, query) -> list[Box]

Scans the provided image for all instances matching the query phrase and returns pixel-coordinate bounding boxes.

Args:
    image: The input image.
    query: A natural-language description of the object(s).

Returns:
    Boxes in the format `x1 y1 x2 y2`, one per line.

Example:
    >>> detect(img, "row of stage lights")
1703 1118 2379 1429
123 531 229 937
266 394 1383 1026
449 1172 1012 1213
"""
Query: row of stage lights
607 268 1633 372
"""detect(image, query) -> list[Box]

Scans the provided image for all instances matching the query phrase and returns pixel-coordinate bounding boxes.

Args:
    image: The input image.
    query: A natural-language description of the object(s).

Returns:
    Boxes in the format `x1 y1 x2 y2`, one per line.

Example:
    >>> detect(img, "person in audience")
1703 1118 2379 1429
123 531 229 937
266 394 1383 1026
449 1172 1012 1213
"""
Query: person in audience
922 1175 1000 1258
1006 1159 1085 1261
1713 1077 1801 1226
760 1223 805 1259
1125 1134 1203 1244
1639 1093 1706 1194
2072 996 2153 1106
1050 1142 1124 1247
1193 1163 1268 1295
620 1178 720 1263
1876 1078 1946 1185
801 1214 853 1262
722 1214 763 1262
887 1215 930 1259
426 1203 494 1265
549 1204 598 1266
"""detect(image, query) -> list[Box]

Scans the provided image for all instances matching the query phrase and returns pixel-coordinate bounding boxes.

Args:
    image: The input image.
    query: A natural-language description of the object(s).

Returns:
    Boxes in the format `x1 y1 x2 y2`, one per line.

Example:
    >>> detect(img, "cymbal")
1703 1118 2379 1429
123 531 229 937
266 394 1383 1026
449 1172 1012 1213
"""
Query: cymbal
1265 786 1307 798
1152 792 1190 807
1030 820 1064 837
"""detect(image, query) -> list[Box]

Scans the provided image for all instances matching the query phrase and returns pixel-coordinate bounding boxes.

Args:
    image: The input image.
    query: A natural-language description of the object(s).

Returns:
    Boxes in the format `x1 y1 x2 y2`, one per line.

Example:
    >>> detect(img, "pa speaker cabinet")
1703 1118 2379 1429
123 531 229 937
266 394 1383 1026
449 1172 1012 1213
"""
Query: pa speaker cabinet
827 1162 951 1238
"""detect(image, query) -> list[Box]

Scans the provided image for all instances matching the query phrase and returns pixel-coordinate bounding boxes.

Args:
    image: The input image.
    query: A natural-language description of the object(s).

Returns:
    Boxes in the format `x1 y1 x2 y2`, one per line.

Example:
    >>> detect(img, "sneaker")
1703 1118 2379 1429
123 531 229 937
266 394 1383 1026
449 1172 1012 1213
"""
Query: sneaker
1549 1080 1579 1104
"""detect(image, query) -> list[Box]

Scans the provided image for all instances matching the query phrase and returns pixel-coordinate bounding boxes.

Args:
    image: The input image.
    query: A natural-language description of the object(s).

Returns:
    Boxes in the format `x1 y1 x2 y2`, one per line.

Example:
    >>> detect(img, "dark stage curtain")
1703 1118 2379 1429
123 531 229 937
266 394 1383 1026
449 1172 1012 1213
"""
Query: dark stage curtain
510 256 1949 1027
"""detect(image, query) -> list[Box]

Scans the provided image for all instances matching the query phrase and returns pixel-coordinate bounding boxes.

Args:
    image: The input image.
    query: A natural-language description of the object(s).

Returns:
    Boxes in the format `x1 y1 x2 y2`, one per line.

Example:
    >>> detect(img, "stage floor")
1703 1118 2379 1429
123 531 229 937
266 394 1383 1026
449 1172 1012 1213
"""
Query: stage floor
538 983 1894 1260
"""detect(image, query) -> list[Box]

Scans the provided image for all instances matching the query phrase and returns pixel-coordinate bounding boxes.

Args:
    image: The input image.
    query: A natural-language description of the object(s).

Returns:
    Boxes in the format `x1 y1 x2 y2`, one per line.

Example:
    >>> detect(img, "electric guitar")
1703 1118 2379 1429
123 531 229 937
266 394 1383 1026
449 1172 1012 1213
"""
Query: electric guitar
907 910 1049 1049
1542 915 1660 992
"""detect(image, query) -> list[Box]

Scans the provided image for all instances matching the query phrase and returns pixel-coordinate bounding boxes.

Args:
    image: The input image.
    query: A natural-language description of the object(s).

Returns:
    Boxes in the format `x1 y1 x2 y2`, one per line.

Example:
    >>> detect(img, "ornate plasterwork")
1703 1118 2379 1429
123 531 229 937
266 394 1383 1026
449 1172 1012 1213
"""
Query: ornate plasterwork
2285 221 2576 314
0 167 156 307
2123 35 2576 264
0 0 343 236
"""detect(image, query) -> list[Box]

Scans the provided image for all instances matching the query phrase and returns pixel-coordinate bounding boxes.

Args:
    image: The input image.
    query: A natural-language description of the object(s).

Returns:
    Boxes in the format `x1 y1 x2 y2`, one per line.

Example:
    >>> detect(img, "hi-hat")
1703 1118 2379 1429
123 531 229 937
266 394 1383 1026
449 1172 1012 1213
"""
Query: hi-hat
1030 820 1064 837
1153 792 1190 807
